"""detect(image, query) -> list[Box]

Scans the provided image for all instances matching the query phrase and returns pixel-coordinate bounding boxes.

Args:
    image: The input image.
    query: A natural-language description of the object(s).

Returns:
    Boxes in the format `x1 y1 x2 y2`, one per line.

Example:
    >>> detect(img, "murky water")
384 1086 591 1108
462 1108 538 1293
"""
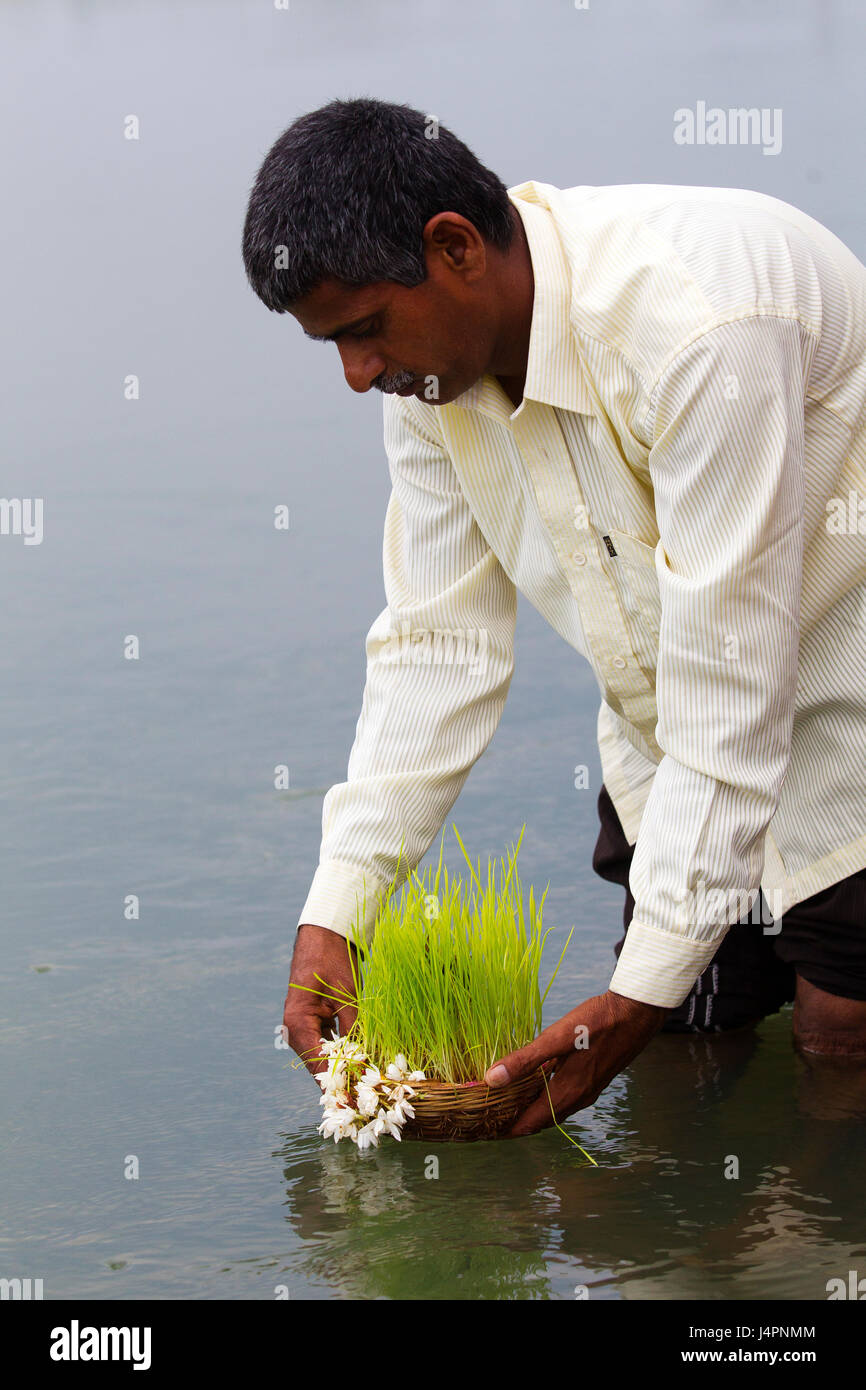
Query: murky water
2 0 865 1301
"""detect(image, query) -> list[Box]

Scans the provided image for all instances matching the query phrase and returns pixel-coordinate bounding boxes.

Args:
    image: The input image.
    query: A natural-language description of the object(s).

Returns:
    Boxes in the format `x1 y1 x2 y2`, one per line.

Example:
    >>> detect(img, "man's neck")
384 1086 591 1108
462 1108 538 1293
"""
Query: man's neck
497 372 527 411
489 205 535 394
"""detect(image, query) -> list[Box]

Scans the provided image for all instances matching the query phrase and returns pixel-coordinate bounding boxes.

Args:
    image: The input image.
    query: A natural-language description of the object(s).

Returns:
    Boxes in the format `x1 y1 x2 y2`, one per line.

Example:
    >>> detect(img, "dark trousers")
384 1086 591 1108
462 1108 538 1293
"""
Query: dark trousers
592 784 866 1032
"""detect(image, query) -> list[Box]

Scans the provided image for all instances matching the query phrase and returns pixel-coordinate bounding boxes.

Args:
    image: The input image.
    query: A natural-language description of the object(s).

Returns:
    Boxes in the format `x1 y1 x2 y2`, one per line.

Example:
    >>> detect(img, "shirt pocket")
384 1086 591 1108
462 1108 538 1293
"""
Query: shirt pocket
604 528 662 675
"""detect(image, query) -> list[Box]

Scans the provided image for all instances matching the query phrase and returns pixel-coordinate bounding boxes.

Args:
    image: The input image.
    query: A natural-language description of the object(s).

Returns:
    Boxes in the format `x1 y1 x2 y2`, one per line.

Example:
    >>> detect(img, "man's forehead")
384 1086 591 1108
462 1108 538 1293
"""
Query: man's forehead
291 278 387 341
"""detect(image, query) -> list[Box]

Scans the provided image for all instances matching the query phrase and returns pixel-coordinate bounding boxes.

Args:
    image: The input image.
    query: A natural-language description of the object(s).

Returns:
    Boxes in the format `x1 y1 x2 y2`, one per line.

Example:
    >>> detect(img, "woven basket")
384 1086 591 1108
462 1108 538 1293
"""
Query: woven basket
401 1064 554 1143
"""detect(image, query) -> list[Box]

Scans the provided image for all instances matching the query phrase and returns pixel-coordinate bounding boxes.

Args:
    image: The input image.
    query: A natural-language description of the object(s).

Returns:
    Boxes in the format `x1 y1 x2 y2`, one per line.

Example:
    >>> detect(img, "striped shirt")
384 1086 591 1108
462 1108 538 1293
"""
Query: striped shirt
297 179 866 1009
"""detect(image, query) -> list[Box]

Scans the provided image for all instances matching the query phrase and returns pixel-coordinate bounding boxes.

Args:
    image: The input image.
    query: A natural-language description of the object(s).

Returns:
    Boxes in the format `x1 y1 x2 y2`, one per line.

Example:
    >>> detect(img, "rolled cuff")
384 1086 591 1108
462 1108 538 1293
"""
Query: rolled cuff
296 859 391 945
608 918 725 1009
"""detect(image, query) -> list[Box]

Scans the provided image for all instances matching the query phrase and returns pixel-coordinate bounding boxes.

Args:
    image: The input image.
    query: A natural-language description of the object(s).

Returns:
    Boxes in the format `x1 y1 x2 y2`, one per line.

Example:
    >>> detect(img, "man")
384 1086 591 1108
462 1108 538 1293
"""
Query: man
242 97 866 1136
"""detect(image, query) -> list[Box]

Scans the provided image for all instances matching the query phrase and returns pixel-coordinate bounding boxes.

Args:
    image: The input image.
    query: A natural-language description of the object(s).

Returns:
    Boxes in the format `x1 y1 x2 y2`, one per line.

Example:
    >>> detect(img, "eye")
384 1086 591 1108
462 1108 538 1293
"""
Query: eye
348 321 378 340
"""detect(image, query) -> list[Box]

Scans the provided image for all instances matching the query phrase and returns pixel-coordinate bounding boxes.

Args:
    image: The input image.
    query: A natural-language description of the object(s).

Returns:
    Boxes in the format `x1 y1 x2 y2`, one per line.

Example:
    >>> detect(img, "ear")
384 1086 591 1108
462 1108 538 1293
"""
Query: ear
423 212 487 281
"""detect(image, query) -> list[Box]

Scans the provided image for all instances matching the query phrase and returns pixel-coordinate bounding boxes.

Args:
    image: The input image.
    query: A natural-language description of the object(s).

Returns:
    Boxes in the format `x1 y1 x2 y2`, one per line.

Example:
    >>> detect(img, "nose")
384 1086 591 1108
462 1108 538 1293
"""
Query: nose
337 342 387 393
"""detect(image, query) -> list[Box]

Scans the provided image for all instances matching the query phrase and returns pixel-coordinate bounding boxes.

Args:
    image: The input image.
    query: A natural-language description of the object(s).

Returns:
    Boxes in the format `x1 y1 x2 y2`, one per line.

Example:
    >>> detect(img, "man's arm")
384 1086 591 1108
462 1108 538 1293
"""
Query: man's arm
490 313 811 1132
285 393 518 1071
609 313 810 1005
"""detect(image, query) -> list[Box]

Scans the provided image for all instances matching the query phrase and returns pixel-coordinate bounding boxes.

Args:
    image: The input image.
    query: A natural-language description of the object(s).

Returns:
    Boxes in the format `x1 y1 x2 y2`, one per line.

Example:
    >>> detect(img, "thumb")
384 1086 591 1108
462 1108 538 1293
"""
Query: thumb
484 1038 546 1088
484 1012 578 1086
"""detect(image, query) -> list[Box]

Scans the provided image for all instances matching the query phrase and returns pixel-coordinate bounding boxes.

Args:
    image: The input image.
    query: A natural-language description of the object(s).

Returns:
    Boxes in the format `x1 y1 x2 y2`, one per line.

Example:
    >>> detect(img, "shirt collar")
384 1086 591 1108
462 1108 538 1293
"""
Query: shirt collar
449 180 593 421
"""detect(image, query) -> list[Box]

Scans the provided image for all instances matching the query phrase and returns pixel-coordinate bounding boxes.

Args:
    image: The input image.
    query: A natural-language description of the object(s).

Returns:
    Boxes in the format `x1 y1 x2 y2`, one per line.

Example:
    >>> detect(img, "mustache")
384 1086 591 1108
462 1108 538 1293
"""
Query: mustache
373 369 417 393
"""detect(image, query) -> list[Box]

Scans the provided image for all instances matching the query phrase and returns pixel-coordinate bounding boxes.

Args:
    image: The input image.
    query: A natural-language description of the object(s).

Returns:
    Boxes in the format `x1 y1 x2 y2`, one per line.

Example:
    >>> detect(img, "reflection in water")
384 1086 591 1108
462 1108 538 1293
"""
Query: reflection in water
271 1012 866 1300
274 1131 561 1299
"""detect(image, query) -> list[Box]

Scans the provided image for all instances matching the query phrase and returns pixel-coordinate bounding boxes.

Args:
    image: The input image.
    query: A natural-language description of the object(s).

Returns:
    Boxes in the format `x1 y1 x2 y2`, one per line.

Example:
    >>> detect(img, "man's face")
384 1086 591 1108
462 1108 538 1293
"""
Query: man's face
289 221 499 405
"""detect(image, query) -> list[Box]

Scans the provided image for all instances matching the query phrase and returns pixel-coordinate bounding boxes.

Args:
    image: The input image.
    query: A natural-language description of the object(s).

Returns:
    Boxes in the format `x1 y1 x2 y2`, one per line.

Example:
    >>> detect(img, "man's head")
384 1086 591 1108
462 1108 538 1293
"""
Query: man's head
241 98 525 404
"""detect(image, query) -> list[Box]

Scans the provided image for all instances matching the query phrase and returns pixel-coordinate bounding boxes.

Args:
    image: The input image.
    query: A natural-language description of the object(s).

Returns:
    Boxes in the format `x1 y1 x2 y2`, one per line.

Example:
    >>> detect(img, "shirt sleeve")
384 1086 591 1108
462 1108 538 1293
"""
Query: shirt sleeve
296 393 518 943
608 314 812 1007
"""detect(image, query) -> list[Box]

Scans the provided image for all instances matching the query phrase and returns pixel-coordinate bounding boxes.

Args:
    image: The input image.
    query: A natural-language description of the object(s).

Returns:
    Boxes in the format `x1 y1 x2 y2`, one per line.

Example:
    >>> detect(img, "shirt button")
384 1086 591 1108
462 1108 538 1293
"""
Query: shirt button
572 552 586 566
612 656 627 669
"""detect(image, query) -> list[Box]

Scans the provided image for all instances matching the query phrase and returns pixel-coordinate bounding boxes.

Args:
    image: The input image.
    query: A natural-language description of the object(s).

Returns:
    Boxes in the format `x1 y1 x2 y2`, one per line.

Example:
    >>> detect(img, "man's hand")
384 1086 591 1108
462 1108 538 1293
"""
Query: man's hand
485 989 669 1137
282 923 359 1077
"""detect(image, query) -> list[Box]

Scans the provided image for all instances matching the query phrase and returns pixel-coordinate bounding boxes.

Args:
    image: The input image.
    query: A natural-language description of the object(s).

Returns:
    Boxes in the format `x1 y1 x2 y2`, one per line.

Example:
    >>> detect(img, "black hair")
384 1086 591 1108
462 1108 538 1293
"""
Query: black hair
241 97 515 311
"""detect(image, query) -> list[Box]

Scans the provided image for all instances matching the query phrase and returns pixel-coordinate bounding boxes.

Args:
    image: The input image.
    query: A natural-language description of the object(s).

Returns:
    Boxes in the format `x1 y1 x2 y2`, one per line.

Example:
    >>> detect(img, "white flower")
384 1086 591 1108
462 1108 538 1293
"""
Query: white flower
317 1064 342 1088
388 1083 418 1103
319 1116 351 1143
382 1055 424 1084
318 1087 351 1110
383 1112 404 1140
318 1102 360 1142
355 1118 381 1150
318 1071 348 1100
355 1083 381 1117
312 1044 423 1145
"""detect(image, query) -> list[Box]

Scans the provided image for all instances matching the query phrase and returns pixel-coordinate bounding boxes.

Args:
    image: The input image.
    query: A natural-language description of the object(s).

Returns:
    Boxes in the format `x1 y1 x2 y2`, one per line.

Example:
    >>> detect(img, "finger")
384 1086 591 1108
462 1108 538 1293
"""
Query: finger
506 1058 587 1138
485 1015 576 1086
506 1096 559 1138
334 1001 357 1036
287 1022 331 1077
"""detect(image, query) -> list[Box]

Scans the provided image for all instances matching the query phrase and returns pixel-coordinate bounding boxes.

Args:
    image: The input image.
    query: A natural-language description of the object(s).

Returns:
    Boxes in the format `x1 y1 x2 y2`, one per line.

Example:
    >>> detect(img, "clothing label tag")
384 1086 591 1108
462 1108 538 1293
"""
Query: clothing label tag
602 534 618 557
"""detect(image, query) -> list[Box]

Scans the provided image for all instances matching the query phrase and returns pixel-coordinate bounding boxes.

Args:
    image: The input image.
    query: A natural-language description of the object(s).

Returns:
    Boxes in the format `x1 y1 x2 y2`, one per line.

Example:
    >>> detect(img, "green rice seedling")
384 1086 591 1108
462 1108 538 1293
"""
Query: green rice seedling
329 824 574 1084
